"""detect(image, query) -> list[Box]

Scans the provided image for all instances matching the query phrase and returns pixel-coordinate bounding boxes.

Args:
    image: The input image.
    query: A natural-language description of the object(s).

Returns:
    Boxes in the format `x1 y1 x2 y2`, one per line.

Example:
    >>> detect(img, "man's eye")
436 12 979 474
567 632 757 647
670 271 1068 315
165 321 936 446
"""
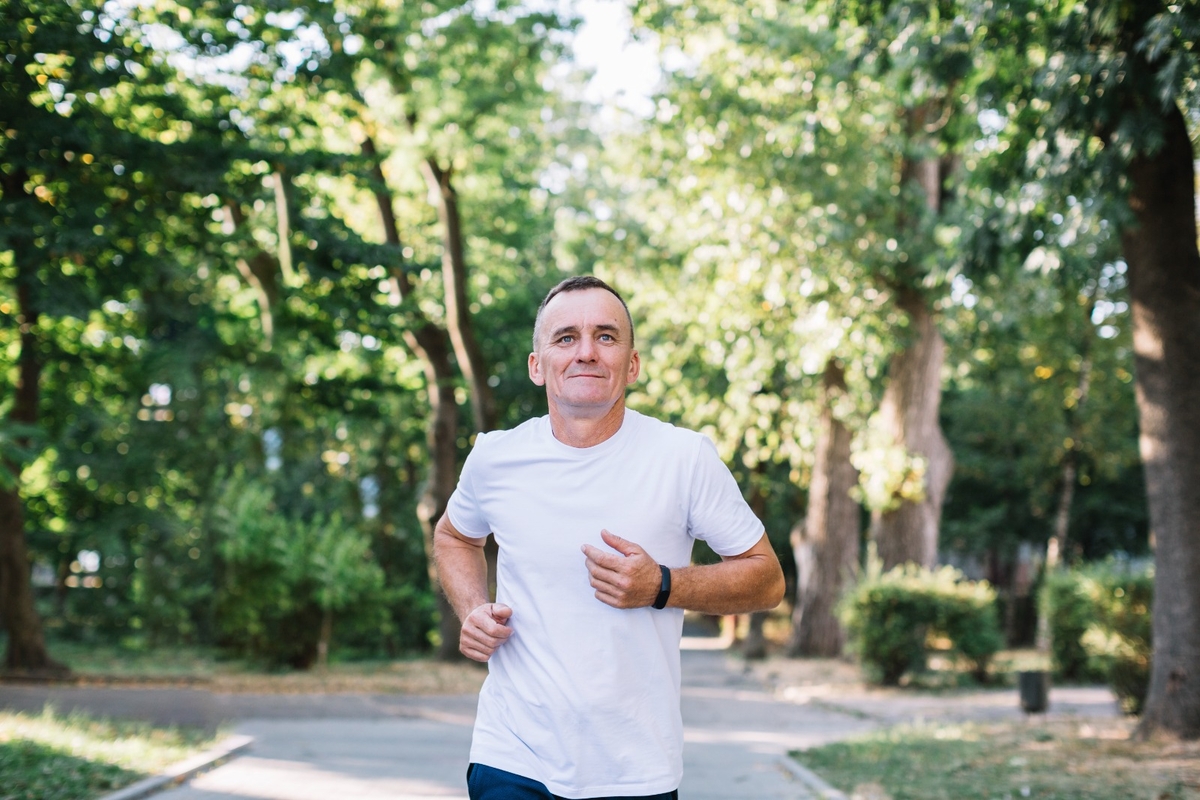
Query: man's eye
599 334 614 342
559 335 574 344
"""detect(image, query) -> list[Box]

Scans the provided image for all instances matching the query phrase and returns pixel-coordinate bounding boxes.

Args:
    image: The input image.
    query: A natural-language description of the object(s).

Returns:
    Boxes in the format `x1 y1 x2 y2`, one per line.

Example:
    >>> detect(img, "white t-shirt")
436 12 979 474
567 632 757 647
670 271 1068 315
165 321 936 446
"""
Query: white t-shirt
446 409 764 798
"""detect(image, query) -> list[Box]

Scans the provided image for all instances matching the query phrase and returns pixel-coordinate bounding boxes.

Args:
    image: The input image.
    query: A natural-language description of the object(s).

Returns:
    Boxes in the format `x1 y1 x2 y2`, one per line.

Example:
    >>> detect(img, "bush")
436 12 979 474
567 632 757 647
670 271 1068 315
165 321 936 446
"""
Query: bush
1040 570 1104 682
212 476 388 668
841 564 1003 686
1040 563 1153 713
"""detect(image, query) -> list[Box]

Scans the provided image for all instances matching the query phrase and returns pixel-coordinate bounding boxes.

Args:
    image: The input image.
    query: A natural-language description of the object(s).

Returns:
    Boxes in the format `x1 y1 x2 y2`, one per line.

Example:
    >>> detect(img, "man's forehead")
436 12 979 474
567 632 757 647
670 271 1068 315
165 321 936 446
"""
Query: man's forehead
541 288 629 328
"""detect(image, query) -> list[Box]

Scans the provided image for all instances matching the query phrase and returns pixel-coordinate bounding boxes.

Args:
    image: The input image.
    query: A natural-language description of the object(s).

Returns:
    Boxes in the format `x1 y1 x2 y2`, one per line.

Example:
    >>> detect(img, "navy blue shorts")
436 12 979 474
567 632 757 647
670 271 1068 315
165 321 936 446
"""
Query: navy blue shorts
467 763 680 800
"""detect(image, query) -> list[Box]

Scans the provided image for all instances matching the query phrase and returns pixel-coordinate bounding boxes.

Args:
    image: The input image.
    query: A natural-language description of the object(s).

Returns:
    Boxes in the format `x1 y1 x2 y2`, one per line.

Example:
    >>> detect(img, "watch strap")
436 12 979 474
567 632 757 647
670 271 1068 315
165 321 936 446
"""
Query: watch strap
652 564 671 609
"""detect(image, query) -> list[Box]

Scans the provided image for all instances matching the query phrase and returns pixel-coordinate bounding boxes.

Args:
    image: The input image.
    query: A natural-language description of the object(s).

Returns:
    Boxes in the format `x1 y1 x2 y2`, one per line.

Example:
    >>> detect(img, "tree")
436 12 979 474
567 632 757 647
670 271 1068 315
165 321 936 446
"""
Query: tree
788 361 860 656
0 0 201 671
975 0 1200 736
838 0 991 570
150 0 567 660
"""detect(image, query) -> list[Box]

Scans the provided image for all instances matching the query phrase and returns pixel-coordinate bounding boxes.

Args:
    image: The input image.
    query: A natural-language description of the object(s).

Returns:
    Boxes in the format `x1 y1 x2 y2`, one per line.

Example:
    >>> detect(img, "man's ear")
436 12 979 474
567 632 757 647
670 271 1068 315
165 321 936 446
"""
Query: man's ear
528 352 545 386
626 349 641 385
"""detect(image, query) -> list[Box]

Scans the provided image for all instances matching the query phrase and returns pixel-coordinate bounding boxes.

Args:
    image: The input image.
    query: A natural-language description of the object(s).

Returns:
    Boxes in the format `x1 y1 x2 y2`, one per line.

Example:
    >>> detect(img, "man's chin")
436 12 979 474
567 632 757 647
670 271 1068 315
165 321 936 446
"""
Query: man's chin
552 396 625 416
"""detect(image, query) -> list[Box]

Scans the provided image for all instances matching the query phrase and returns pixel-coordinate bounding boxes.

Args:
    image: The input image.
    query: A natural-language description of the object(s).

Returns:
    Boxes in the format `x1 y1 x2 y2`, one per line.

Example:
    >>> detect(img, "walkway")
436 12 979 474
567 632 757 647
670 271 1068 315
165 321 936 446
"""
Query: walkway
0 648 1120 799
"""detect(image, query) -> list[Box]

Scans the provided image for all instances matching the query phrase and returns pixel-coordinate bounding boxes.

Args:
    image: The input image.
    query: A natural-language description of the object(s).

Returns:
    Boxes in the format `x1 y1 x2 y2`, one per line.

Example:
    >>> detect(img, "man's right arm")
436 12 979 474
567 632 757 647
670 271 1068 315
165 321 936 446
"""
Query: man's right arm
432 513 512 662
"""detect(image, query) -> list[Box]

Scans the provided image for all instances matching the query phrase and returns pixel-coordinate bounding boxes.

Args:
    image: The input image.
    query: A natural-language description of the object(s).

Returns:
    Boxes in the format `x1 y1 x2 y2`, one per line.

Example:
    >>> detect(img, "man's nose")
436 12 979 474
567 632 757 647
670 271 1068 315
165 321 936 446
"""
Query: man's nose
575 337 597 361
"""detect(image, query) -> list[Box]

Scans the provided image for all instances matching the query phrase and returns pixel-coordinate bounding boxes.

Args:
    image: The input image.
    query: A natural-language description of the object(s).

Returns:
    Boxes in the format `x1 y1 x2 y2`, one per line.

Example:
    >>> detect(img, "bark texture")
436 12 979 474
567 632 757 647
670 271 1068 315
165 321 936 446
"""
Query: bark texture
367 138 465 660
422 157 497 434
421 157 501 591
787 360 860 657
872 291 954 570
871 106 955 570
1123 103 1200 740
0 278 66 674
408 328 464 661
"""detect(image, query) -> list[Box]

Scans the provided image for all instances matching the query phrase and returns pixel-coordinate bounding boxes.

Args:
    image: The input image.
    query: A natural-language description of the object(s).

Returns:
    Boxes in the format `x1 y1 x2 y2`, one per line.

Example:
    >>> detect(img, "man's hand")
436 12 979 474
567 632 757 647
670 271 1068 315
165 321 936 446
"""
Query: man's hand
581 529 663 609
460 602 513 662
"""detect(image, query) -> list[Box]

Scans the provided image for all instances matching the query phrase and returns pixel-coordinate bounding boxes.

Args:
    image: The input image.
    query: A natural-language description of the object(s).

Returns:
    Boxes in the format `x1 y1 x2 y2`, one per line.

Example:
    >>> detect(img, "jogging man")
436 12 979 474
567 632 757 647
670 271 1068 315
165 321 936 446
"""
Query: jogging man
434 276 785 799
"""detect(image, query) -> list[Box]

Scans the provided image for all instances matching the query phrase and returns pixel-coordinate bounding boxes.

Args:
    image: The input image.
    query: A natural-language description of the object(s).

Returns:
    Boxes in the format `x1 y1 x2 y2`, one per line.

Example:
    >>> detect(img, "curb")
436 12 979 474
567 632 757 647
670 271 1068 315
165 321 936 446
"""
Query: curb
96 734 254 800
777 754 849 800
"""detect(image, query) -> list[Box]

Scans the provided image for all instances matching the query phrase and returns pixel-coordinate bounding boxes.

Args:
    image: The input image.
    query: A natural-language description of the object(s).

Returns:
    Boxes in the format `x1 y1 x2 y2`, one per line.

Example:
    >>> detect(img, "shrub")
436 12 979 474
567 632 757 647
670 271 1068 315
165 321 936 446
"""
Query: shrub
1040 563 1153 714
212 476 388 668
841 564 1003 686
1081 566 1152 714
1040 570 1104 682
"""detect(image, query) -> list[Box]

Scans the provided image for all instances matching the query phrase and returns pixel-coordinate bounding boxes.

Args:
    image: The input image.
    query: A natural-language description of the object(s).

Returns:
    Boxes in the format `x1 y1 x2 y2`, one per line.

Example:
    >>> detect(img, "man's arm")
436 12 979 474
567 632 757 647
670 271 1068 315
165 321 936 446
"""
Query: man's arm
432 513 512 661
582 530 785 615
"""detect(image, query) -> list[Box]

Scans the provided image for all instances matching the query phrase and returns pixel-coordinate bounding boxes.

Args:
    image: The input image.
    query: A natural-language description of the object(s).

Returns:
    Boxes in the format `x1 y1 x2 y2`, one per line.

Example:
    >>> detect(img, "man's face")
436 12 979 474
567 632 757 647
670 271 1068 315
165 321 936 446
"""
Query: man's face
528 288 640 417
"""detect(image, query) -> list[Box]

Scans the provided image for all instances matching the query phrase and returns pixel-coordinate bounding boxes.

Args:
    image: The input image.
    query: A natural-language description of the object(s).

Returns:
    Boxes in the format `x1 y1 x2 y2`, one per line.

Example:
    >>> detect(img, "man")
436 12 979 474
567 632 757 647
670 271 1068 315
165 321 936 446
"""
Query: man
434 276 785 800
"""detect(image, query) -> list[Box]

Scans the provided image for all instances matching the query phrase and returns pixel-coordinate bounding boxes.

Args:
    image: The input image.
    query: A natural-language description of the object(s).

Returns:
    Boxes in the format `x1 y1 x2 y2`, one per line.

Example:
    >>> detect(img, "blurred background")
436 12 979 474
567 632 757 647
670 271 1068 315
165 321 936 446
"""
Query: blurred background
1 0 1194 715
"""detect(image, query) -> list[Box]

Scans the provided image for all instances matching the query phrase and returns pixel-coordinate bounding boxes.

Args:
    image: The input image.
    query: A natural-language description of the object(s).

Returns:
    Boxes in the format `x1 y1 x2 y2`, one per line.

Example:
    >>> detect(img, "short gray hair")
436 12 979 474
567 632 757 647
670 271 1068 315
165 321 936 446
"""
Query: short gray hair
531 276 634 350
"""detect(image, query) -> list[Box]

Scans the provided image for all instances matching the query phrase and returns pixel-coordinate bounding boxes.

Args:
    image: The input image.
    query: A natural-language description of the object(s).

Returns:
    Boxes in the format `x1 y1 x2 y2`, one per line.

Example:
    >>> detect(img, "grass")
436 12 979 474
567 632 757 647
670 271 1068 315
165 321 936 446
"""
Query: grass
0 707 218 800
27 638 488 695
41 640 219 680
792 718 1200 800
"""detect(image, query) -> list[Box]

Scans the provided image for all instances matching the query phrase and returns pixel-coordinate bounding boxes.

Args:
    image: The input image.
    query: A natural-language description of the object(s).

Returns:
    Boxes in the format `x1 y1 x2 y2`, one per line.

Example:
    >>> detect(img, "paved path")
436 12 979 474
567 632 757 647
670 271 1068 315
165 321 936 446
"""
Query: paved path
0 649 1120 799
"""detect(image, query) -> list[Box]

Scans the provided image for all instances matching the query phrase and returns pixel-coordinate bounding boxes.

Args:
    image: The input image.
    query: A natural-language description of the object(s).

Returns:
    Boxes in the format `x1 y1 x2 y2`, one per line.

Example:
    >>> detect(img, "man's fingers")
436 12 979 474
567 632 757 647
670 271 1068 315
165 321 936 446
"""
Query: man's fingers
581 533 659 609
581 545 626 574
459 603 513 661
600 528 645 557
587 563 631 592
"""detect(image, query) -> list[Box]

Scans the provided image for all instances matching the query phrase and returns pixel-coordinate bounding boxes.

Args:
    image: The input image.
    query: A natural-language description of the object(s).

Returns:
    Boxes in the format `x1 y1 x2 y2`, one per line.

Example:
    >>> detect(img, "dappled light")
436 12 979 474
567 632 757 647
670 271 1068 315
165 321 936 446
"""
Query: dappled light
2 0 1198 758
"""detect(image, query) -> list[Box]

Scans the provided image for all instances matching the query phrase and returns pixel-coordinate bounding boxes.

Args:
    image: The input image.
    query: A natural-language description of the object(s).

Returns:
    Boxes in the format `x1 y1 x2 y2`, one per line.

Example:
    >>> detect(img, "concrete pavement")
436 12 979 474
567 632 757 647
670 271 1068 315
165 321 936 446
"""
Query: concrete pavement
1 647 1121 799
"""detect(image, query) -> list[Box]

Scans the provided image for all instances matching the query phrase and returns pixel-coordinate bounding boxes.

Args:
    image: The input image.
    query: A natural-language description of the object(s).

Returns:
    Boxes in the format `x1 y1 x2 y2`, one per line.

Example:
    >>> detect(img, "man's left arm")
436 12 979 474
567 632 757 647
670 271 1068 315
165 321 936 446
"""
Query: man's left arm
582 529 785 615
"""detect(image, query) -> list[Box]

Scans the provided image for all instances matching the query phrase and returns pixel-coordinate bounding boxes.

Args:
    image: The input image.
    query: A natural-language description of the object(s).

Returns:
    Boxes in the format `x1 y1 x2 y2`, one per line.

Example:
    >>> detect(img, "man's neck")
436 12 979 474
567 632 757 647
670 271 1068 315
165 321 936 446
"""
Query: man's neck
547 401 627 448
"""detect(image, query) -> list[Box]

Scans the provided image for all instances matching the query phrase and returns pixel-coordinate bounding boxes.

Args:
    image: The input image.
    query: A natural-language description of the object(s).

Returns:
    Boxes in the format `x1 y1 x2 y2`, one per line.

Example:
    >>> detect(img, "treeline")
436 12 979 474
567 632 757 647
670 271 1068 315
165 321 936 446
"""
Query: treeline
1 0 1198 737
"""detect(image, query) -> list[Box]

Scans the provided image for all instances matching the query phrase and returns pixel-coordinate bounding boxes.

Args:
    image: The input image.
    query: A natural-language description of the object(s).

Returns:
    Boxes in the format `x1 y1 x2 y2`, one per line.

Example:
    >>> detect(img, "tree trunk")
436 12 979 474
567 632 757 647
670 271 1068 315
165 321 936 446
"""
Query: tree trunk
871 105 955 571
1045 311 1094 575
422 158 497 434
271 171 297 287
1122 102 1200 740
366 137 465 660
872 291 954 570
421 157 502 592
0 279 67 675
1045 447 1077 575
410 328 465 661
222 201 279 342
787 359 860 657
317 605 332 670
741 611 769 660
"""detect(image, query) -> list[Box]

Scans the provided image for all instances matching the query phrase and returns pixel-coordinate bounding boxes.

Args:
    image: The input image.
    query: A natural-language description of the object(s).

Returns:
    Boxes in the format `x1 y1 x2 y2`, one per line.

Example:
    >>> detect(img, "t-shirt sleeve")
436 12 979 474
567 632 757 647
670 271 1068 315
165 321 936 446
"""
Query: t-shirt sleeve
686 435 766 557
445 434 492 540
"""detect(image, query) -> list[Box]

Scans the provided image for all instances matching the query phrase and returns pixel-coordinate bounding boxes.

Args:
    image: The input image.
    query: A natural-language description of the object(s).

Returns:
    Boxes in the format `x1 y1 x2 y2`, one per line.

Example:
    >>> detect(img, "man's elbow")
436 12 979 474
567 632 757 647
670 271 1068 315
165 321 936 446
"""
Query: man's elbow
431 514 463 562
762 562 786 610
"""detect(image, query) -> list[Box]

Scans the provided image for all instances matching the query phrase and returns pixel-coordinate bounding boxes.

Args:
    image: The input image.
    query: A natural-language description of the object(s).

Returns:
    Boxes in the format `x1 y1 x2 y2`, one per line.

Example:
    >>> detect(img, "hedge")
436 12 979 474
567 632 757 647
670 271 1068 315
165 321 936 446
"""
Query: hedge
841 564 1003 686
1040 563 1152 713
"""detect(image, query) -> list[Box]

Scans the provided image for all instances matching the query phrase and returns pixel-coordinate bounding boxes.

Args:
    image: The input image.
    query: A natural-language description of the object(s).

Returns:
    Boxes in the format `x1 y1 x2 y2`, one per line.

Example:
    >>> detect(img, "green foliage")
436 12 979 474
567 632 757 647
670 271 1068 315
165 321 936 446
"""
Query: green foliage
0 0 1179 677
212 474 387 669
0 707 214 800
841 563 1003 685
1041 569 1101 682
3 0 564 668
1041 563 1152 713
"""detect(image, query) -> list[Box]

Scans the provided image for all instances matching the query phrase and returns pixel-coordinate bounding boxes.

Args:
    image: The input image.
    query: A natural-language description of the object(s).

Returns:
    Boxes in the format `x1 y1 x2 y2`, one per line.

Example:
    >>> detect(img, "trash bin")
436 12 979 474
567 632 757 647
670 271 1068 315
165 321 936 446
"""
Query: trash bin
1018 670 1050 713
